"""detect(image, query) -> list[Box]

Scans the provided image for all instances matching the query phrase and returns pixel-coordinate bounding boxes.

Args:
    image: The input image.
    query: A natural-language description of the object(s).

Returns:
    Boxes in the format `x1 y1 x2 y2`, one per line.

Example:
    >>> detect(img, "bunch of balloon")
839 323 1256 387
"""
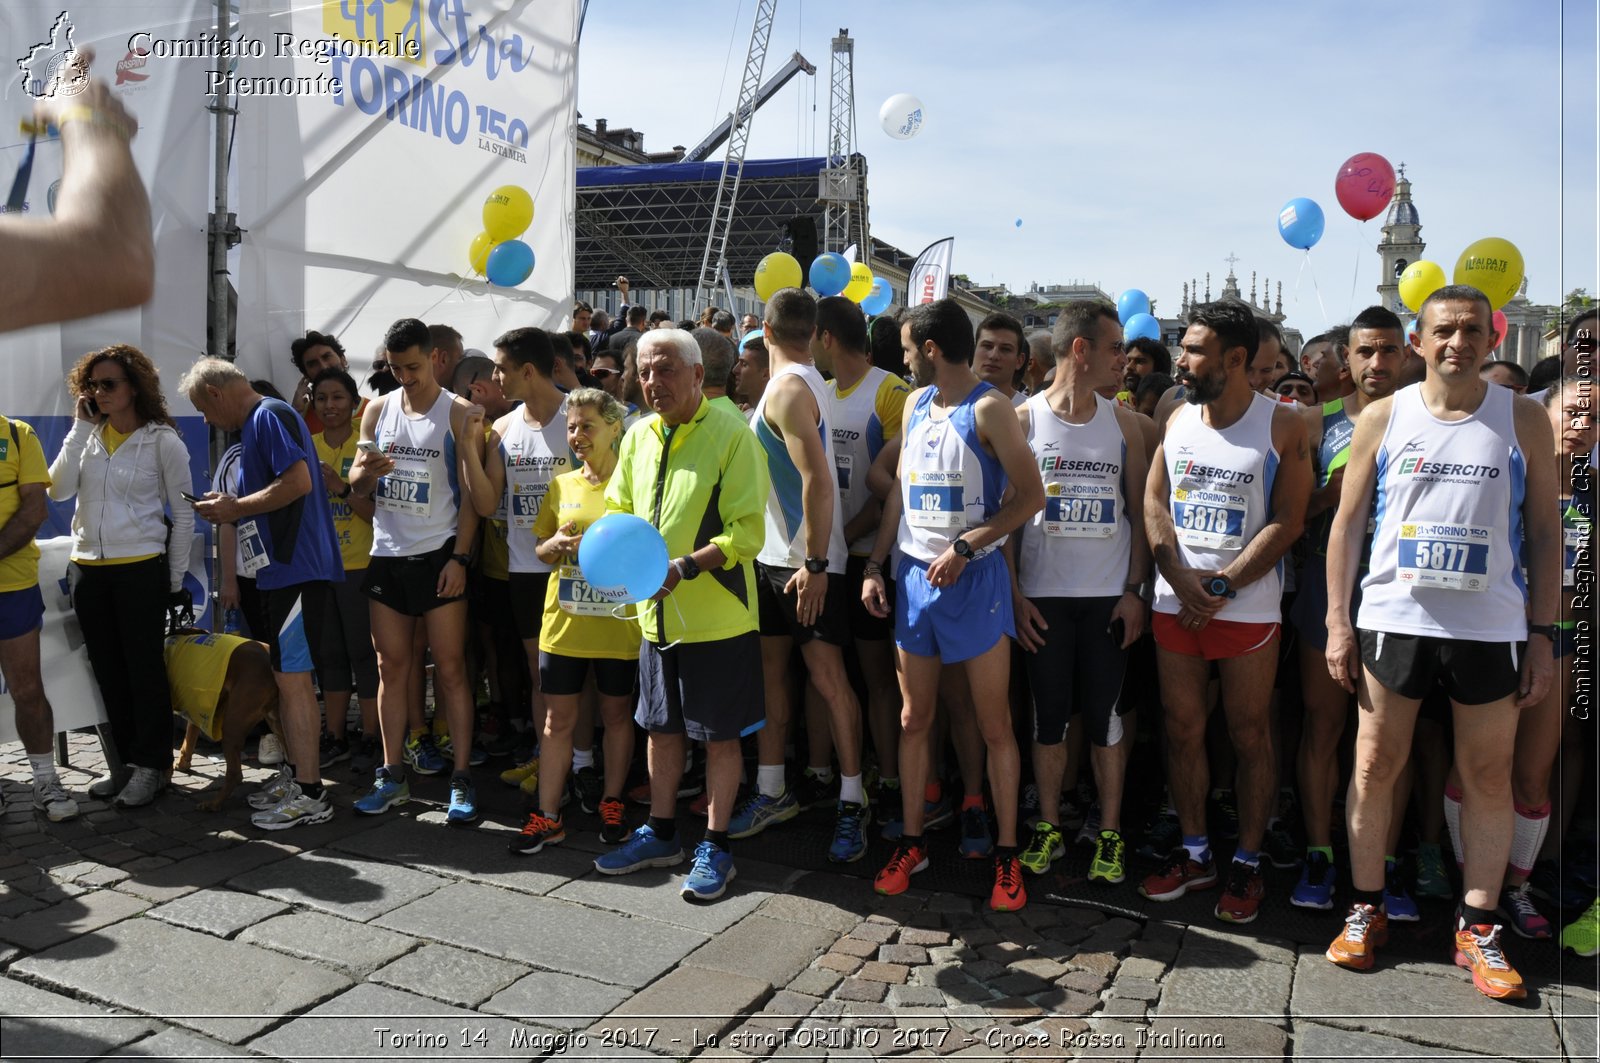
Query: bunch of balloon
1334 152 1396 310
809 253 852 297
860 278 893 316
470 185 536 286
1123 314 1161 345
1117 289 1150 324
1453 237 1524 310
1398 260 1447 312
842 262 874 303
754 252 803 301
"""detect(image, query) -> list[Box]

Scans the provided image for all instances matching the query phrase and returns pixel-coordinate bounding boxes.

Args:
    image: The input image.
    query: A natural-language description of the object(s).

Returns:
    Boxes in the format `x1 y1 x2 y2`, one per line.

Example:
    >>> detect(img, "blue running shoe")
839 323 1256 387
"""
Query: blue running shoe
682 840 736 901
923 791 955 831
446 776 479 826
828 801 871 863
959 803 993 859
727 789 799 840
1136 807 1181 862
876 781 904 840
594 825 685 875
404 731 447 776
354 767 410 816
1382 858 1420 922
1291 850 1336 910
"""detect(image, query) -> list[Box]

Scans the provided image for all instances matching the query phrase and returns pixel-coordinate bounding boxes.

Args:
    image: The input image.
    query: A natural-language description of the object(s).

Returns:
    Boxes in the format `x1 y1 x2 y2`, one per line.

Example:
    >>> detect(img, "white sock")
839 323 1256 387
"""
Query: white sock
757 763 787 799
1509 802 1551 877
807 765 835 784
571 747 594 771
1444 784 1464 868
28 753 57 785
839 773 865 805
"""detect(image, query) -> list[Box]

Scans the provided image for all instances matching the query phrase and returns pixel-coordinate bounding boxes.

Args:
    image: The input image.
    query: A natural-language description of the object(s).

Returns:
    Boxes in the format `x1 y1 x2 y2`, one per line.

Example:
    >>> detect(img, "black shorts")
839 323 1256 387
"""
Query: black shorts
846 554 895 641
755 562 850 646
1021 596 1130 746
262 582 330 675
1358 629 1523 706
363 539 465 617
636 631 766 742
539 652 637 698
509 572 553 642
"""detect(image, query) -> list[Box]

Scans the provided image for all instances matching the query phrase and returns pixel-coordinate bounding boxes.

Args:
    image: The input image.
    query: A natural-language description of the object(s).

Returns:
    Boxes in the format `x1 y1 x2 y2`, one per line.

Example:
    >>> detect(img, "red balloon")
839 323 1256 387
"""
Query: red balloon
1334 152 1396 221
1492 309 1508 350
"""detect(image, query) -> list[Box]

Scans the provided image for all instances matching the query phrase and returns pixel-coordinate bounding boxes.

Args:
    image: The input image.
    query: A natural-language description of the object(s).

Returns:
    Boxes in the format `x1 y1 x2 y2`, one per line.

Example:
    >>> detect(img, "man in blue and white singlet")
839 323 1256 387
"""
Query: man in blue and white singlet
348 318 485 826
734 288 868 863
861 298 1045 912
1324 285 1560 1001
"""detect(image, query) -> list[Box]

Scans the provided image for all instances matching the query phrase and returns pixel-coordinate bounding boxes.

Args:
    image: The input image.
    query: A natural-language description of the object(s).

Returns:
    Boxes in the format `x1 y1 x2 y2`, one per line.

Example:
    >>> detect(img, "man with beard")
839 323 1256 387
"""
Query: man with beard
1140 301 1311 925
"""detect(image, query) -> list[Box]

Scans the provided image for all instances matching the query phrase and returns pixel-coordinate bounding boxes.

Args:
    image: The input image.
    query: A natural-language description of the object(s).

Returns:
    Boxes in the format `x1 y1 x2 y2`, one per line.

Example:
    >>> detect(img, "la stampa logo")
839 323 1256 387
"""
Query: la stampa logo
16 11 88 101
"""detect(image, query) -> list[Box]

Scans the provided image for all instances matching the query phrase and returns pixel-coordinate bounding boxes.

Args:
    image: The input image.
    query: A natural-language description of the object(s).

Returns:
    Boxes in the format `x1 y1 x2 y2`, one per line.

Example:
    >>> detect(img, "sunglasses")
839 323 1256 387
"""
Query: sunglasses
590 367 620 380
84 378 126 393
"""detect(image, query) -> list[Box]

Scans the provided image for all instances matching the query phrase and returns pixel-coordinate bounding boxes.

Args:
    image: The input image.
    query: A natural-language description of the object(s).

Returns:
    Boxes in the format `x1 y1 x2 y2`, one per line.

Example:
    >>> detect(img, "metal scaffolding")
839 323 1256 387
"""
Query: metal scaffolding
820 29 868 257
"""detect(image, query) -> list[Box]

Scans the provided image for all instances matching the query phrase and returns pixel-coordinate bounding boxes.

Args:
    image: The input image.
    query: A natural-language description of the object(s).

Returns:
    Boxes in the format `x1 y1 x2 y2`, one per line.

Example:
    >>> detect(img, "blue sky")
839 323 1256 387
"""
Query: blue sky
578 0 1597 333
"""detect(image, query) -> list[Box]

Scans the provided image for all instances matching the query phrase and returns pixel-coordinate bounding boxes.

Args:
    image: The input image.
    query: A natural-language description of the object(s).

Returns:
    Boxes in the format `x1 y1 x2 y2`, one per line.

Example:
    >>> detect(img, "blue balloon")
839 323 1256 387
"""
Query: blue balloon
809 252 851 297
860 277 893 316
1123 313 1161 344
1014 218 1023 228
486 239 535 286
1116 289 1151 324
577 513 669 605
1277 197 1325 251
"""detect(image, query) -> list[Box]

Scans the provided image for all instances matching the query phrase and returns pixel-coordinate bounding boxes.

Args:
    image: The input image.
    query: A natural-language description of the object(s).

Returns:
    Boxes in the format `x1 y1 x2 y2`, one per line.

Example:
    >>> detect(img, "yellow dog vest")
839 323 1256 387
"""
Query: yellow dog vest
164 632 254 740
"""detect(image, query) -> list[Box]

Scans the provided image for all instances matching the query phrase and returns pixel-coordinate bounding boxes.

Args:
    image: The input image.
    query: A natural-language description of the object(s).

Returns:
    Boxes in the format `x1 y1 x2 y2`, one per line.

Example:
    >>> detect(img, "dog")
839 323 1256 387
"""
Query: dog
167 630 284 812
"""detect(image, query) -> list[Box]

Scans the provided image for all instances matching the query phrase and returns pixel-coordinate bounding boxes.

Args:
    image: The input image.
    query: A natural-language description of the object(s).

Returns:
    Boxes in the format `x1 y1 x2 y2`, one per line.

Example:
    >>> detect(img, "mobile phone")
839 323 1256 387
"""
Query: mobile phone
356 440 383 455
84 397 99 418
181 492 202 504
1108 617 1126 646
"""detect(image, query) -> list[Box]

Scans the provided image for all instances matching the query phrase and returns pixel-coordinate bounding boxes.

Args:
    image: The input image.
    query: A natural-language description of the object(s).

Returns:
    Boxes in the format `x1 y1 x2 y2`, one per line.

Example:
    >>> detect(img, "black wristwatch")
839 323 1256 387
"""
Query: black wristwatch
803 557 828 574
338 484 352 500
450 552 471 567
952 537 975 560
1205 575 1236 599
674 555 701 581
1526 623 1558 642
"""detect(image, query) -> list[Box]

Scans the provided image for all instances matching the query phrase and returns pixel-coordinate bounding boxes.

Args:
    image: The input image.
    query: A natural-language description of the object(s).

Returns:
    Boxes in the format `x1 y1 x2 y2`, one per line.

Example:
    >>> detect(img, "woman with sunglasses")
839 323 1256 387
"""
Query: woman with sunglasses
48 345 194 807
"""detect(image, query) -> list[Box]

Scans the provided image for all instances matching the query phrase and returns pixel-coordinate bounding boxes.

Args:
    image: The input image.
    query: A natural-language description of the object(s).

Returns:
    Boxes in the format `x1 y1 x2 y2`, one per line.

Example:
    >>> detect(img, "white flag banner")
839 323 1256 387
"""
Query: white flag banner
906 237 954 307
232 0 578 392
842 243 858 263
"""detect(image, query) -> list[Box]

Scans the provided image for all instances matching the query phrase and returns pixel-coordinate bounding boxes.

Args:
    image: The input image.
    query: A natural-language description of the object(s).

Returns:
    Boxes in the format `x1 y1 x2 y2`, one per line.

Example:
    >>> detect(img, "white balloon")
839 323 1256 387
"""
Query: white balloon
879 93 924 140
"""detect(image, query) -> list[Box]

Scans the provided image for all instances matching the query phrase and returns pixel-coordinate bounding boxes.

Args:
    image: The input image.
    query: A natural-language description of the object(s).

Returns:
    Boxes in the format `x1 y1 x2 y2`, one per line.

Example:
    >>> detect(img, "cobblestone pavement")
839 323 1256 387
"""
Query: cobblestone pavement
0 734 1595 1061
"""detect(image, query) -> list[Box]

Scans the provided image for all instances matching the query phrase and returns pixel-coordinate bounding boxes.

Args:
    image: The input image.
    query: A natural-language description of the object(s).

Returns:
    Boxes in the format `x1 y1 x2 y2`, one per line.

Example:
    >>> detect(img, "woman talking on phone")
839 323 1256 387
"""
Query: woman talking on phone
48 344 194 807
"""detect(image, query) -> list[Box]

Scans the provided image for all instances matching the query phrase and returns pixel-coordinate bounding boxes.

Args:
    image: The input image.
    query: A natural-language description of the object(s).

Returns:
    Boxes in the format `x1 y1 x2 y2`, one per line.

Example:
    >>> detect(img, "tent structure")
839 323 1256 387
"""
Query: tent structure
575 155 867 291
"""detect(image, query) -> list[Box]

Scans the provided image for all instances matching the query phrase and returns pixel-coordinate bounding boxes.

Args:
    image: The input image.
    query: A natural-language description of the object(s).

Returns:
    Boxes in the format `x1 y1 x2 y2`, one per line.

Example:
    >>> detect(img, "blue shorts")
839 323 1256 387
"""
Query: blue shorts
0 584 44 641
894 550 1014 664
1290 558 1362 652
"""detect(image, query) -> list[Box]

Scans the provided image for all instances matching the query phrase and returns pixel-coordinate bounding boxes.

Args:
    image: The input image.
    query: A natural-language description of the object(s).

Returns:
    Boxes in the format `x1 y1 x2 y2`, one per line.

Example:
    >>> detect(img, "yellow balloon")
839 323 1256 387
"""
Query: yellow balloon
842 261 874 303
468 231 494 275
1397 260 1446 313
482 185 533 242
754 252 803 302
1453 237 1524 310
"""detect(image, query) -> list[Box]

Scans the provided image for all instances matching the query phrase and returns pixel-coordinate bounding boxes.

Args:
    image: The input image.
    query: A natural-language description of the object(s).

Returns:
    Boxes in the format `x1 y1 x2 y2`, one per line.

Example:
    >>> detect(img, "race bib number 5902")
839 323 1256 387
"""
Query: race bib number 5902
376 467 433 516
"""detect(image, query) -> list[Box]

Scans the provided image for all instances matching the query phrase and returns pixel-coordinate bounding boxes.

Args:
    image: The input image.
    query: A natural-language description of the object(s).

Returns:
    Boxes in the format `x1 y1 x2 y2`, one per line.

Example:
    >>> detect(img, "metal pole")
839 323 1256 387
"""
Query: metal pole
205 0 236 631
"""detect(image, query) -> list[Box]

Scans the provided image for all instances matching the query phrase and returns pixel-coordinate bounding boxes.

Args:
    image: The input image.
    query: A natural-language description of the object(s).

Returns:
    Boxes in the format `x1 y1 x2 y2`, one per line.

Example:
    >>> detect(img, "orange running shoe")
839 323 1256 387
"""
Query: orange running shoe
508 811 564 856
1454 923 1526 1000
990 853 1027 912
1326 902 1389 970
874 841 928 895
1140 848 1218 901
598 796 628 845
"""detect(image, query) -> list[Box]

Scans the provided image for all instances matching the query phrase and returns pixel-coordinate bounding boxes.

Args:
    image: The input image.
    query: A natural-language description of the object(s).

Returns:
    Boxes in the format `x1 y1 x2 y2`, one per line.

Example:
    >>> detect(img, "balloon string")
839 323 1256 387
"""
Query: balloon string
1349 220 1363 316
1305 250 1329 325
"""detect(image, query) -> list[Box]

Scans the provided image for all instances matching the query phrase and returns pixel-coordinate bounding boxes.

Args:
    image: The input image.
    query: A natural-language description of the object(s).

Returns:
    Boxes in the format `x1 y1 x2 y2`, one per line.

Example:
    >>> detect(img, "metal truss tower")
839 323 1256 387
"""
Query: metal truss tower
696 0 778 309
820 29 868 257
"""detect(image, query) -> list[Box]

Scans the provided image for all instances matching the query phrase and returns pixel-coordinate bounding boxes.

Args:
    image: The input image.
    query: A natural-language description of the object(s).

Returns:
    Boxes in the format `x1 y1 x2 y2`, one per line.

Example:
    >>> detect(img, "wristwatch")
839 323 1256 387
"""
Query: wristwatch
674 555 702 581
952 538 975 560
338 484 352 499
1204 575 1236 599
803 557 828 574
450 552 471 567
1526 623 1558 641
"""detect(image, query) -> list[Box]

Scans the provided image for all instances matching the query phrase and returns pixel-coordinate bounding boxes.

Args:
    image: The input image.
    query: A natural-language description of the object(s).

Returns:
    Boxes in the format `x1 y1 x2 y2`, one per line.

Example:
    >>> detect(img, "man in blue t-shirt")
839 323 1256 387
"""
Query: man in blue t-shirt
182 358 344 831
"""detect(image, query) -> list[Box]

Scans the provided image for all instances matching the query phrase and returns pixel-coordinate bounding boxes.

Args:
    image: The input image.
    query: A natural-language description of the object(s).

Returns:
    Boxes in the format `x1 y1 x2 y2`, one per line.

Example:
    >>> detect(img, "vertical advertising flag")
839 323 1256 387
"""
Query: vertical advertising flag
906 237 954 307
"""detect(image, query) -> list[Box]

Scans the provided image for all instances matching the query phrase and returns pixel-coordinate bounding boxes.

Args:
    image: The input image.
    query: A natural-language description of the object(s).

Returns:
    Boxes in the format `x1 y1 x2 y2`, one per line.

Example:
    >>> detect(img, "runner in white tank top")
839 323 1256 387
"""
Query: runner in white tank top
369 389 459 557
1322 288 1560 1001
496 399 572 575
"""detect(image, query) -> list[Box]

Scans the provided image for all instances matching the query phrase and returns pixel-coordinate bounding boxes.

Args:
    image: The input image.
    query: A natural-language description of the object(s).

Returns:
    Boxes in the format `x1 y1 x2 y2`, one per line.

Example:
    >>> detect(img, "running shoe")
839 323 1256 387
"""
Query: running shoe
404 730 447 776
446 777 479 826
727 789 799 839
256 733 285 766
1074 801 1102 848
31 777 78 823
1215 861 1265 924
349 734 380 776
1020 782 1040 824
1384 859 1420 923
570 766 603 814
1325 902 1388 970
688 790 712 817
247 765 295 810
874 840 928 895
682 840 736 901
500 757 538 789
923 787 955 831
627 775 703 804
1561 897 1600 958
1019 821 1064 875
1413 841 1453 901
958 803 993 859
594 825 684 875
1136 807 1182 862
509 811 565 855
794 769 836 811
1291 851 1336 910
251 786 333 831
1497 882 1552 940
827 801 870 863
1212 789 1239 840
114 766 165 808
876 779 904 840
1454 923 1525 1001
1263 821 1301 869
319 732 350 768
597 796 628 845
353 767 409 815
1058 790 1088 833
1088 829 1126 885
1140 849 1218 902
990 853 1027 912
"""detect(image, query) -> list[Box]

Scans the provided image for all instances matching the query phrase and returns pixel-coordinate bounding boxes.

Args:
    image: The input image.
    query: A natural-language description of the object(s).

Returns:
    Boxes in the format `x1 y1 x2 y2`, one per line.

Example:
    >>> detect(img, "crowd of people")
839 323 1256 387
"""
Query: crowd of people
0 283 1594 1006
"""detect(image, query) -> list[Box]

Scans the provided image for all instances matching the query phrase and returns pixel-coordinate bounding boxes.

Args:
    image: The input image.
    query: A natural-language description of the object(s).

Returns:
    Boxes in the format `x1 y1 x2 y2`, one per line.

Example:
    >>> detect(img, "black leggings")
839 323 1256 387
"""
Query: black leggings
73 558 174 771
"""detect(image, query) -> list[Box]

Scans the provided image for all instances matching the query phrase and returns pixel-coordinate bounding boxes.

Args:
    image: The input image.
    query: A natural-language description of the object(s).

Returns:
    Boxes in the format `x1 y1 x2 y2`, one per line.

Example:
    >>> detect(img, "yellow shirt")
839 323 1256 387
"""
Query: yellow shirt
532 469 641 659
313 432 372 571
0 416 50 592
75 422 161 567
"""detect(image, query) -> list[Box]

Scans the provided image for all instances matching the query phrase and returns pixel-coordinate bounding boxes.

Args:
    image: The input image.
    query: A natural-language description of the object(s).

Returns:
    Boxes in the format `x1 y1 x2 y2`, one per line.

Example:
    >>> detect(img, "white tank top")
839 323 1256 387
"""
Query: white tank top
1016 393 1131 598
1358 383 1528 641
897 382 1008 565
371 390 459 558
1153 392 1282 623
753 363 848 572
500 398 573 574
828 366 895 556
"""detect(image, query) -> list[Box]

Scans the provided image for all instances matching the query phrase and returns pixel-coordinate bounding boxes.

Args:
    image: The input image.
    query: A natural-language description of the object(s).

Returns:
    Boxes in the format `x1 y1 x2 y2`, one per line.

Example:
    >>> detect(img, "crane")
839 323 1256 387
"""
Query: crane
683 51 816 163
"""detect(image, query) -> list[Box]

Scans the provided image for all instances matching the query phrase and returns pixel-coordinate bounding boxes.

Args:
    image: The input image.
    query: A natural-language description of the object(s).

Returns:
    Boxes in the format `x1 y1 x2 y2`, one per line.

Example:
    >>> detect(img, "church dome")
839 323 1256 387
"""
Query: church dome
1385 198 1419 228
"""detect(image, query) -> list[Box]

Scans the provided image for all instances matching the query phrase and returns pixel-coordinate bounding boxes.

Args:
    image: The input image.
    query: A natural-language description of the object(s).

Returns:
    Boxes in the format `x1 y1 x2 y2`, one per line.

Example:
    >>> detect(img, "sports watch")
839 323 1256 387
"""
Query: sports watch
673 555 702 581
1204 575 1236 599
803 557 828 574
1526 624 1558 641
952 538 975 560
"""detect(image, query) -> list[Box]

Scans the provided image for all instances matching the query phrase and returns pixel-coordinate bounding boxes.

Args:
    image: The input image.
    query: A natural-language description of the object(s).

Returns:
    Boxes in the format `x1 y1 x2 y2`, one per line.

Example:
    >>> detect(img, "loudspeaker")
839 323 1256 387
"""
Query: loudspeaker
785 216 819 268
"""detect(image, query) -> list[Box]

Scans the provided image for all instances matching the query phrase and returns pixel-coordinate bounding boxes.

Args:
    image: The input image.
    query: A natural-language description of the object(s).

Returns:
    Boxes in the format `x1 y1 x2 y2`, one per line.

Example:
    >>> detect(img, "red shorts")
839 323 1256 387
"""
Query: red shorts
1152 611 1280 661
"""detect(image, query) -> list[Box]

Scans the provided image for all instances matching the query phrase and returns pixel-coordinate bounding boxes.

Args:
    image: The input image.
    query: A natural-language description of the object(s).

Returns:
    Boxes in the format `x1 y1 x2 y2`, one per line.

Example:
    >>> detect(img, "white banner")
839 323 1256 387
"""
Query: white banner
0 539 108 743
906 236 955 307
232 0 578 394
